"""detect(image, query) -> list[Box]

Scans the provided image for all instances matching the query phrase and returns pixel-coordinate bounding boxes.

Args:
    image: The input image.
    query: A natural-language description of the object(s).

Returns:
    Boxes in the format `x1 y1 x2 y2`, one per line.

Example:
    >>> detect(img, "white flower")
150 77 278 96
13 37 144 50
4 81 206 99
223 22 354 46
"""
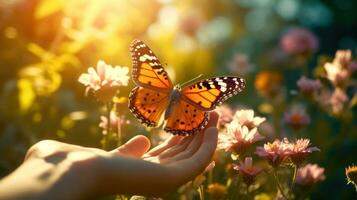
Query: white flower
78 60 129 101
232 109 266 129
218 123 264 153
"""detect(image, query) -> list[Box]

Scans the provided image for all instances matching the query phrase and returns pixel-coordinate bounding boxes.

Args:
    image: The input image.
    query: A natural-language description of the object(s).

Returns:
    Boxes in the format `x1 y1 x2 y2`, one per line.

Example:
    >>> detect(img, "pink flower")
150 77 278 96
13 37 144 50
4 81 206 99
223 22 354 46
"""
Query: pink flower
297 76 322 96
330 88 348 115
233 157 262 185
324 62 349 87
324 50 356 87
216 105 234 128
232 109 266 130
288 138 319 166
283 105 311 130
256 138 291 167
280 27 318 55
78 60 129 101
228 53 254 76
218 123 264 154
295 164 325 187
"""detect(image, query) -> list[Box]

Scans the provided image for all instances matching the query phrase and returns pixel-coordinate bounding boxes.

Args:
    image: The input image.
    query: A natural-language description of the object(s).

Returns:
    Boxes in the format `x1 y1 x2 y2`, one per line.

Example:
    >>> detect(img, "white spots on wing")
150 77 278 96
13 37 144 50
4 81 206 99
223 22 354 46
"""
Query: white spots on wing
209 77 247 108
149 62 160 66
218 81 227 86
208 81 216 88
217 81 227 87
134 44 144 50
139 54 157 62
215 78 227 85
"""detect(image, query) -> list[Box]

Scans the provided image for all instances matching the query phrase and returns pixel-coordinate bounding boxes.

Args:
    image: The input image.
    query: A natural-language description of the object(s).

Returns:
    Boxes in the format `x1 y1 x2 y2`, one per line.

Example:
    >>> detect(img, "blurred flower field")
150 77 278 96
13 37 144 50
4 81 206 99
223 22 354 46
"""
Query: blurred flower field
1 0 357 199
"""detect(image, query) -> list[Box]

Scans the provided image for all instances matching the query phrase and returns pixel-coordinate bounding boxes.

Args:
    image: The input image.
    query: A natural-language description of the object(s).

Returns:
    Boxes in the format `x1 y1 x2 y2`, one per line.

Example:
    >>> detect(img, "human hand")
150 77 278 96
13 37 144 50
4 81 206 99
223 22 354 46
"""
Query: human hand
0 112 219 200
97 111 219 196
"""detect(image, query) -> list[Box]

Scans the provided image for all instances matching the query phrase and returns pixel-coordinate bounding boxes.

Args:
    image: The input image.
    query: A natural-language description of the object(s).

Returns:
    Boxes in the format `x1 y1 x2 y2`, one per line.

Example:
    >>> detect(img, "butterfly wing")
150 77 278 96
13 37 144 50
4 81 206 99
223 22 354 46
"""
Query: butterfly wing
164 99 209 135
181 77 246 111
129 87 170 127
129 40 173 127
130 40 173 91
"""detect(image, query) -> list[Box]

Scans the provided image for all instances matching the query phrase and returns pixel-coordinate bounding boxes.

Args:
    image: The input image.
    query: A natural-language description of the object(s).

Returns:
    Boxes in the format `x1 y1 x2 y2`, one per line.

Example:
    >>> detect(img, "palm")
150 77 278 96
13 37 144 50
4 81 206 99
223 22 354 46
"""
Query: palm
143 134 206 164
115 112 218 167
103 112 219 195
23 112 219 197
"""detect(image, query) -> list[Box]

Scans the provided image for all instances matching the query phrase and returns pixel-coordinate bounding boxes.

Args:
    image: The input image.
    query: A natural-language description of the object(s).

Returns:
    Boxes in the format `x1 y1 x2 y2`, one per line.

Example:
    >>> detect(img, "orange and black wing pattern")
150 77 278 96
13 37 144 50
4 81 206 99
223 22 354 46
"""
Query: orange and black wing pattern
129 40 246 135
181 77 246 111
130 40 173 91
164 100 209 135
129 87 170 127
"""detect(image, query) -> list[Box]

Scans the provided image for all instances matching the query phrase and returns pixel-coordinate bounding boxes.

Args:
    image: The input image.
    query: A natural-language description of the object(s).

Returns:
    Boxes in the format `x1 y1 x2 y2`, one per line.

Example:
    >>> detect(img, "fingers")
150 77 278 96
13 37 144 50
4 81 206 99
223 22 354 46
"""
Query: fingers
143 135 183 158
205 111 219 130
148 111 219 162
157 135 193 160
111 135 151 158
144 136 192 163
175 127 218 181
162 130 204 162
95 112 219 196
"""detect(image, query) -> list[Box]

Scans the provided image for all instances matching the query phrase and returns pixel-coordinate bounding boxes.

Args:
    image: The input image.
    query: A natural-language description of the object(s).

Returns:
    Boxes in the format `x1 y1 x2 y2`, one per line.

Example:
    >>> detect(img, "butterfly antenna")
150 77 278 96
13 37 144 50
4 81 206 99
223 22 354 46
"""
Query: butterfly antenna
181 74 203 87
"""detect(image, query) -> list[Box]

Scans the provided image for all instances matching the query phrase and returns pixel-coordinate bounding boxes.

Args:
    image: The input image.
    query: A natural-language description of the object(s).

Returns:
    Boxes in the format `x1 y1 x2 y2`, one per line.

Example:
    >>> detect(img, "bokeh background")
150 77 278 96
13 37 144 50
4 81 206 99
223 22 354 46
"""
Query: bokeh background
0 0 356 199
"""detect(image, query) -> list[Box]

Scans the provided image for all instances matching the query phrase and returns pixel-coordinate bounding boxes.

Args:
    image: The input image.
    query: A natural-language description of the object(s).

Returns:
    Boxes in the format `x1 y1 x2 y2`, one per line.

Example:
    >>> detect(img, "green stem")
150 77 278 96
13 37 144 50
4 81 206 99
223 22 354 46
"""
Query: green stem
208 169 213 184
198 185 205 200
290 165 297 191
102 102 112 150
273 170 290 200
230 177 239 199
117 112 122 146
244 184 250 200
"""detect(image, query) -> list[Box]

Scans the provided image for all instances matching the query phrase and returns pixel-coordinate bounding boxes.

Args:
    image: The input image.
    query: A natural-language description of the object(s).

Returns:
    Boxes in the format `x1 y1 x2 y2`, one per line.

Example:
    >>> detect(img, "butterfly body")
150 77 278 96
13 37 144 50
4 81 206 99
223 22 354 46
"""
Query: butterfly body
164 86 181 120
129 40 246 135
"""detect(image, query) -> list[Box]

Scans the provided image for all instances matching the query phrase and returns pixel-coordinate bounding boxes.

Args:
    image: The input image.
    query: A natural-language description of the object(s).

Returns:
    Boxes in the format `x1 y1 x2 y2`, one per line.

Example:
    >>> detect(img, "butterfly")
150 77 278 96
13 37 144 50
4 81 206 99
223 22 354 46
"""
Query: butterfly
128 40 246 135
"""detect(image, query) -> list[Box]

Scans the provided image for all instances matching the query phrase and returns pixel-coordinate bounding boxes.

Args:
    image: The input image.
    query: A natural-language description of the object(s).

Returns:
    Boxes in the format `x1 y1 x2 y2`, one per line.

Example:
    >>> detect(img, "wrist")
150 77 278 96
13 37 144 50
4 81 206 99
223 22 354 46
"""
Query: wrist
0 151 100 200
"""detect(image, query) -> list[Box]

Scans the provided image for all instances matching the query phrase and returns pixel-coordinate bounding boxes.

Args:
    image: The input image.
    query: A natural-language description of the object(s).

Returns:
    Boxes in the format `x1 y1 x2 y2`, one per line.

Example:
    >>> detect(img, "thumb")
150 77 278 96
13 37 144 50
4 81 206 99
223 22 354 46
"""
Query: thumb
110 135 151 158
